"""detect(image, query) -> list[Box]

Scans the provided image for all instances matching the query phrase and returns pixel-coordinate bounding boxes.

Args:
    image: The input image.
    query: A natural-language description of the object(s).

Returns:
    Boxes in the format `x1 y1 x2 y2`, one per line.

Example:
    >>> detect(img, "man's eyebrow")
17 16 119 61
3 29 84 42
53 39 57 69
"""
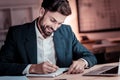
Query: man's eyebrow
50 17 64 24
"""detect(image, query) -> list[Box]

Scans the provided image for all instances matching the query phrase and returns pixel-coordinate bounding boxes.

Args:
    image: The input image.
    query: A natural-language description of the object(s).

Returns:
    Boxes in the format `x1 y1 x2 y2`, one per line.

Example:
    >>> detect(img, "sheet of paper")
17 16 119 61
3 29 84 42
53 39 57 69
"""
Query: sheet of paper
118 58 120 75
26 68 68 78
0 76 28 80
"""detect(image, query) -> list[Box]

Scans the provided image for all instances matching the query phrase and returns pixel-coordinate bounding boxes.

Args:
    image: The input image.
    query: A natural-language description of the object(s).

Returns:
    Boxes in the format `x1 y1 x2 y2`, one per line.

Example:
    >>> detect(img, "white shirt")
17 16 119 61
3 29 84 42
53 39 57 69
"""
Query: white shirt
23 21 56 74
35 22 56 64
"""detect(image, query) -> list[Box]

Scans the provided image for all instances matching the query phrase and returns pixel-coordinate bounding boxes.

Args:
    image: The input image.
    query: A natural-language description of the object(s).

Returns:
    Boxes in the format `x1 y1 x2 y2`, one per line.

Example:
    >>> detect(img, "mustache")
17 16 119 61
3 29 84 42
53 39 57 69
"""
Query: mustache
46 26 55 31
50 27 54 31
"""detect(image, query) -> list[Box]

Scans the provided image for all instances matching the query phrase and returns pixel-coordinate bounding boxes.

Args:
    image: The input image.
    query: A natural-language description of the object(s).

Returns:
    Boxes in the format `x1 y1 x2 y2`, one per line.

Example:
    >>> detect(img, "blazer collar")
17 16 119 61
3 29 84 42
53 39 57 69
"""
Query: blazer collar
24 20 37 64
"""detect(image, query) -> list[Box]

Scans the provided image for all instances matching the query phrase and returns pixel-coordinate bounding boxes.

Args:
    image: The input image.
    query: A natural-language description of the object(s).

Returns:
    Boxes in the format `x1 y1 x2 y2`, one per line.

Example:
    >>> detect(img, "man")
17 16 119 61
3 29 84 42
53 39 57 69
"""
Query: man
0 0 97 75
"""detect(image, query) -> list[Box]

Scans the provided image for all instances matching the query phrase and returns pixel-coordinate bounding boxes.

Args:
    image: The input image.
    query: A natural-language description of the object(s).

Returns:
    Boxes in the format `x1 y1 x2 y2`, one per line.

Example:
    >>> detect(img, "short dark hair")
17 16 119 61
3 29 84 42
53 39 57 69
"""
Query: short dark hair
42 0 72 16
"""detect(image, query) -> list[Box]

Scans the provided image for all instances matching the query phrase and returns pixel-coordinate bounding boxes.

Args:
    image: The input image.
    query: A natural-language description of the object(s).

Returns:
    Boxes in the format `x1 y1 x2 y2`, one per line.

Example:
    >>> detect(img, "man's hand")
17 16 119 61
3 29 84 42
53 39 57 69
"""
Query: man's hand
67 59 86 74
29 61 59 74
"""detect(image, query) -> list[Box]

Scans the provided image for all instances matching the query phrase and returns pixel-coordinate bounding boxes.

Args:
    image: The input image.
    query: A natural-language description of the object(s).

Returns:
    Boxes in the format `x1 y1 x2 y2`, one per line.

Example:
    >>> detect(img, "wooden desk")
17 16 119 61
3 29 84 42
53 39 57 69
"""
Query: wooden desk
28 62 120 80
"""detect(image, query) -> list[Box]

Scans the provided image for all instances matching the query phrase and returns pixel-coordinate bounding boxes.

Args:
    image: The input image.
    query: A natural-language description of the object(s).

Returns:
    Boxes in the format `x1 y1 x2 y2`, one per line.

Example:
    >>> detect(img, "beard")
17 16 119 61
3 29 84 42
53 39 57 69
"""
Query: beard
38 14 54 37
40 25 54 37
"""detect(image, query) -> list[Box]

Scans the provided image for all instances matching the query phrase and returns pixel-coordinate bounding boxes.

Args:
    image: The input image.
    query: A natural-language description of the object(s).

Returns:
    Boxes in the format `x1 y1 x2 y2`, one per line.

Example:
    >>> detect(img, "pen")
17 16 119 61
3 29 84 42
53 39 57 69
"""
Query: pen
46 58 52 64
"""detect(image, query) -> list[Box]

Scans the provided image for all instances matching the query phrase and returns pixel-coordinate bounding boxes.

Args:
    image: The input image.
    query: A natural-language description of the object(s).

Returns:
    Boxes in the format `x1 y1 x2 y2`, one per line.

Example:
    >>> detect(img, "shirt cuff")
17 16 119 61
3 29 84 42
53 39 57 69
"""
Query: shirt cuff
22 64 32 74
80 58 89 68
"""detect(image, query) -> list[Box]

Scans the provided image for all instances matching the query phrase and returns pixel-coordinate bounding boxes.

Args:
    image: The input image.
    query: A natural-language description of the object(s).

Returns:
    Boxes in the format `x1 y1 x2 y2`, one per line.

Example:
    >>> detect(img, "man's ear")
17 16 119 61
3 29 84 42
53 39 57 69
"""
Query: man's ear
39 7 45 17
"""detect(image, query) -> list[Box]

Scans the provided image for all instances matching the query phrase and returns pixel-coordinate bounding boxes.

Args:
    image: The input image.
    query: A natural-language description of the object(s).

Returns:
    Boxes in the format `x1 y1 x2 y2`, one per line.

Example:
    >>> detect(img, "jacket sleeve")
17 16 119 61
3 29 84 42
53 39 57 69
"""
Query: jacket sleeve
69 26 97 67
0 27 28 76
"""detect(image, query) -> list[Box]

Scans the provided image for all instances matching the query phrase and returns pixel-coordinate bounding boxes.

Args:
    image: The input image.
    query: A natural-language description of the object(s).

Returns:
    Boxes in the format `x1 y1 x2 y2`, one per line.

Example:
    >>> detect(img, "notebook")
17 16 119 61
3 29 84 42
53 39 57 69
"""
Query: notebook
26 68 68 78
83 60 120 76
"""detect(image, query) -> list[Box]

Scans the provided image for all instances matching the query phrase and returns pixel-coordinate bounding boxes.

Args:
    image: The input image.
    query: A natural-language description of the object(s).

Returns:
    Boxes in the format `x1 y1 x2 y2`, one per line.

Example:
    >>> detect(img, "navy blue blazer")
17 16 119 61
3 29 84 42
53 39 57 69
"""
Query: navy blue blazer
0 19 97 75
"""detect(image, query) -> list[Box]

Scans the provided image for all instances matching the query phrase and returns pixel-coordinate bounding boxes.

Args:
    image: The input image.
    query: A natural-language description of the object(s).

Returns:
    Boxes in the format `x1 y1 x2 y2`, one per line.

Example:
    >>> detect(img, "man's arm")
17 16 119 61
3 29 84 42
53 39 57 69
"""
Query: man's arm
67 26 97 74
0 27 28 75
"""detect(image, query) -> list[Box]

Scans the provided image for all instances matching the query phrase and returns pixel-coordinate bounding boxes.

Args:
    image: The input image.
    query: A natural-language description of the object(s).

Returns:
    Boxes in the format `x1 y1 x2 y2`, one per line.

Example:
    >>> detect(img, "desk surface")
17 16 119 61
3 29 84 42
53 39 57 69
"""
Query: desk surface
28 62 120 80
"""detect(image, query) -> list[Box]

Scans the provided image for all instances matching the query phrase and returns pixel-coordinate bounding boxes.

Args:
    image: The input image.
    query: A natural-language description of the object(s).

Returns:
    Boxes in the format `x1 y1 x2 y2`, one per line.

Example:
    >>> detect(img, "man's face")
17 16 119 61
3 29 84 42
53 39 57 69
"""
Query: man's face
38 10 67 37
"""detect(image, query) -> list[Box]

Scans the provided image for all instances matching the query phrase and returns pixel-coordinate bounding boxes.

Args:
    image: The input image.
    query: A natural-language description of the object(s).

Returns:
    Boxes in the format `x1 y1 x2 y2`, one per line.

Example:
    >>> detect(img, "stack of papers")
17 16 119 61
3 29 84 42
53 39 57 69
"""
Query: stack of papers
26 68 68 78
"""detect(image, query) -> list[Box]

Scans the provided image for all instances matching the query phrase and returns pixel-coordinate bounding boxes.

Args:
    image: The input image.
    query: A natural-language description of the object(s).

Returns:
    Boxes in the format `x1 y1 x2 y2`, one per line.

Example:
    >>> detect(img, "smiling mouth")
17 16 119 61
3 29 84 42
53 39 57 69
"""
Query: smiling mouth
46 27 54 33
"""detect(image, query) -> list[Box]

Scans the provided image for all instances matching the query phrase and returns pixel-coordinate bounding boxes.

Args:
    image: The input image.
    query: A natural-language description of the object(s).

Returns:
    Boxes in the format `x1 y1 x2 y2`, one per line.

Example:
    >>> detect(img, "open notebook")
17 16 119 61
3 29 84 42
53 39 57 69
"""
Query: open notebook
26 68 68 78
83 59 120 76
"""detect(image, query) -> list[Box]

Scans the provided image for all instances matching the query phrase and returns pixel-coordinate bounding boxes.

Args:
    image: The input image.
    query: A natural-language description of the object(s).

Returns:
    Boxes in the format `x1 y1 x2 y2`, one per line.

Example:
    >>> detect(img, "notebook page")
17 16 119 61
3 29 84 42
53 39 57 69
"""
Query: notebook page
26 68 68 78
118 58 120 74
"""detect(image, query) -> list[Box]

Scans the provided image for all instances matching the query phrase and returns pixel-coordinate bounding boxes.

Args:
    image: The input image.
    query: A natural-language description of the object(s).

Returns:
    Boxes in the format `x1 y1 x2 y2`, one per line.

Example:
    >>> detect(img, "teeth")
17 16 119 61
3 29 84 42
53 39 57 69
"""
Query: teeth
46 28 53 33
49 28 53 32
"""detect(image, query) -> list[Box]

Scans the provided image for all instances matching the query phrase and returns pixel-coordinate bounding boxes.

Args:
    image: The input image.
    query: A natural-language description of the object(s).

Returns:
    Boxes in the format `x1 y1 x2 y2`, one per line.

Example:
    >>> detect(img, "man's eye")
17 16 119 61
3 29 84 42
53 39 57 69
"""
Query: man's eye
51 19 56 22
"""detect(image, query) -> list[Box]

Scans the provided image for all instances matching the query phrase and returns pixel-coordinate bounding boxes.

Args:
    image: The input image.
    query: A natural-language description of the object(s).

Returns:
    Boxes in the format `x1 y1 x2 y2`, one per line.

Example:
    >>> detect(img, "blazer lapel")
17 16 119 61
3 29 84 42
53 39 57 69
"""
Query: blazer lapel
53 31 66 67
24 21 37 64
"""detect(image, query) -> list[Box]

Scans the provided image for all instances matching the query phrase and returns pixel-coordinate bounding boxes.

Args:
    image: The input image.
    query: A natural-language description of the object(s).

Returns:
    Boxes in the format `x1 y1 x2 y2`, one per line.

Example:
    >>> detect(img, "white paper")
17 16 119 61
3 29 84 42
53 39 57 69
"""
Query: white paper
118 58 120 75
26 68 68 78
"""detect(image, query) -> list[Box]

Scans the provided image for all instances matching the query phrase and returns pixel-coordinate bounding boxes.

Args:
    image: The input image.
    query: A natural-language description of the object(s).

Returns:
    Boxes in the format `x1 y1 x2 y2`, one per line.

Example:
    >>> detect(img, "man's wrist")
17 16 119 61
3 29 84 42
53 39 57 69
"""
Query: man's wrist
22 64 32 74
79 58 88 68
29 64 36 74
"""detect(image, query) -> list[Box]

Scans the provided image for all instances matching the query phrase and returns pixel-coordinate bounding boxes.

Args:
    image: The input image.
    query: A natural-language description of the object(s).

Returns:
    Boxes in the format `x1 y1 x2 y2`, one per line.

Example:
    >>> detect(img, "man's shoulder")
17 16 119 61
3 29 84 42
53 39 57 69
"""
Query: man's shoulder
60 24 71 28
55 24 73 37
10 22 33 30
58 24 72 32
8 21 35 33
6 21 35 39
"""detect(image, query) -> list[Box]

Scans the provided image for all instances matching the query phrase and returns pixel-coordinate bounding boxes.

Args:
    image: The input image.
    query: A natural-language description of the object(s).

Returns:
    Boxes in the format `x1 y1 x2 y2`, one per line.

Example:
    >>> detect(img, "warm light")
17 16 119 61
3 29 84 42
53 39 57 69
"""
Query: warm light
63 15 72 24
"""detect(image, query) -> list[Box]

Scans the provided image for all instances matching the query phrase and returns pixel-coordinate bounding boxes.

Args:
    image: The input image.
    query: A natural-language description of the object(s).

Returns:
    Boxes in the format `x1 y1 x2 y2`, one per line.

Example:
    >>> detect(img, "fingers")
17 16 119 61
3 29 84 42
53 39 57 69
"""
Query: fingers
67 65 84 74
42 61 59 74
67 60 85 74
46 61 59 69
29 62 59 74
44 62 59 73
73 66 84 74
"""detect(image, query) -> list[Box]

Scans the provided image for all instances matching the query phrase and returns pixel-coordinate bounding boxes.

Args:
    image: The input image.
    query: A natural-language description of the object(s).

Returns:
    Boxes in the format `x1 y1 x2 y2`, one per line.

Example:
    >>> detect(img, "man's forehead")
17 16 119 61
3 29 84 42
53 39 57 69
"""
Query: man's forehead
47 11 67 23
